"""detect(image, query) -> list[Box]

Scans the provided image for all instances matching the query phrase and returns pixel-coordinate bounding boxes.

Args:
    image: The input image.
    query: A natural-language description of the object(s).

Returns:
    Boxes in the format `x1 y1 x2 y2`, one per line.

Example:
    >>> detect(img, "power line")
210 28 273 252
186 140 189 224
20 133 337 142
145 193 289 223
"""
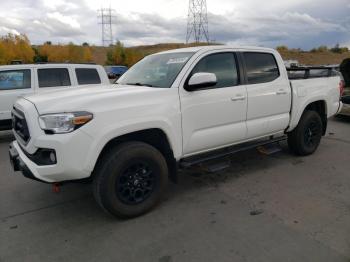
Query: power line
98 7 117 46
186 0 210 43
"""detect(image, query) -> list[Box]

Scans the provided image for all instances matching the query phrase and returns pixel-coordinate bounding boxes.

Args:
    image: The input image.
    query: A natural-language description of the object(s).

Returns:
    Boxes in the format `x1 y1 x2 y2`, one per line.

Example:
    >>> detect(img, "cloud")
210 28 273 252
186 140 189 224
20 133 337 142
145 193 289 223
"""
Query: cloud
0 26 20 36
0 0 348 49
113 13 186 45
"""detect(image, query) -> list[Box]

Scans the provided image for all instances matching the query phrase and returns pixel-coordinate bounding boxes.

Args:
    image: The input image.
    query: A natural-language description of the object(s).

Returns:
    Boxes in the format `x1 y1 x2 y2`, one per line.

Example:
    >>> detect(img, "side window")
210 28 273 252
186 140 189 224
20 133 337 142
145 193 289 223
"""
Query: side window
243 52 280 84
38 68 71 88
75 68 101 85
191 53 239 89
0 70 31 90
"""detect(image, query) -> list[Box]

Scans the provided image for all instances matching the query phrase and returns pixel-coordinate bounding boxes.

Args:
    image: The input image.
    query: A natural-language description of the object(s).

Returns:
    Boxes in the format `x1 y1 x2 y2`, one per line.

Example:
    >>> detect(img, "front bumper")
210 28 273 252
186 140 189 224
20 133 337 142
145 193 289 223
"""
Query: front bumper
9 133 93 183
9 142 47 183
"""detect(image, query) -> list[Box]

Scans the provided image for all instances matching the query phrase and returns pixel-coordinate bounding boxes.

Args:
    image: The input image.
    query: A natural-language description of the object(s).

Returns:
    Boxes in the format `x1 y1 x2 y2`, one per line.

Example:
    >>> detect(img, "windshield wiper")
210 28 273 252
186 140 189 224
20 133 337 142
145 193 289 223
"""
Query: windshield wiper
125 82 159 87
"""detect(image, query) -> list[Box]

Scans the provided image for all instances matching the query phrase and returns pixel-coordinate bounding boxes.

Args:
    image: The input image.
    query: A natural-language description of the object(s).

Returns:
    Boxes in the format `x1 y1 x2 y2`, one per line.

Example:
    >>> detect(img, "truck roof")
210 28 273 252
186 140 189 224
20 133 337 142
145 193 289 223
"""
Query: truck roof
158 45 276 54
0 63 102 70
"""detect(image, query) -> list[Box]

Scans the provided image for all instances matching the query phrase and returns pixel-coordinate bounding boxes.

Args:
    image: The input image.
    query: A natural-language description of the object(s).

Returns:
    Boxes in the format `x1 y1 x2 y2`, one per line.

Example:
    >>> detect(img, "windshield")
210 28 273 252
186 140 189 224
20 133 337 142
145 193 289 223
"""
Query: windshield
117 52 194 88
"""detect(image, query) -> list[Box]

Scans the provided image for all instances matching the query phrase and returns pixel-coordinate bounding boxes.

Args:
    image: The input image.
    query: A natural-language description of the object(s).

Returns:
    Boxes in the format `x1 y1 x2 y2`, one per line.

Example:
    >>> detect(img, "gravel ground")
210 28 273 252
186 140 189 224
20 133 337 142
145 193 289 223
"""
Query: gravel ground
0 117 350 262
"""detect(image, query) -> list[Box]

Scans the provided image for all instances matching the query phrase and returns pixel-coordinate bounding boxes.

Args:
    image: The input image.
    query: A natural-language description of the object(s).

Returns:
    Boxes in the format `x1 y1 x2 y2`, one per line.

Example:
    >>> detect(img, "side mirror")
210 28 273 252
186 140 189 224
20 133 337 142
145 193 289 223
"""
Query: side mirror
185 72 217 91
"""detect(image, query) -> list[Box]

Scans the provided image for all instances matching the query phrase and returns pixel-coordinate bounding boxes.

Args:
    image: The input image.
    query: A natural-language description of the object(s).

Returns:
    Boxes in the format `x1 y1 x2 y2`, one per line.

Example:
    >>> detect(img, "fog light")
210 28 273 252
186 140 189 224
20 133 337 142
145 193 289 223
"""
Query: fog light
23 148 57 166
49 152 56 163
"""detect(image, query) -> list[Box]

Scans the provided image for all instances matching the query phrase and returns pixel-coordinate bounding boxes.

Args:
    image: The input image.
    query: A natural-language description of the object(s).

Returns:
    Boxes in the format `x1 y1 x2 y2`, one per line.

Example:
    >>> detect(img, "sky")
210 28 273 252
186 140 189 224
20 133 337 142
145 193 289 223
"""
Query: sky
0 0 349 49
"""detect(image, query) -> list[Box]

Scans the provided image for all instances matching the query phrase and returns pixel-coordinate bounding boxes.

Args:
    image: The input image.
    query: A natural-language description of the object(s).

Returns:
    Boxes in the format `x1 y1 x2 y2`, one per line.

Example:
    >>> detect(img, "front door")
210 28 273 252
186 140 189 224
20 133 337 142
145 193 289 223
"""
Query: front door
180 52 248 156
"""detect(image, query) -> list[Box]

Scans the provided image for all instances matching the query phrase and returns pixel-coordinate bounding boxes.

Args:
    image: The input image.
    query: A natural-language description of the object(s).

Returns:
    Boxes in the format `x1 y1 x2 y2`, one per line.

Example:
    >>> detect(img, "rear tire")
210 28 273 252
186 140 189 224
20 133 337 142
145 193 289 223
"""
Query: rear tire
288 110 323 156
93 141 168 218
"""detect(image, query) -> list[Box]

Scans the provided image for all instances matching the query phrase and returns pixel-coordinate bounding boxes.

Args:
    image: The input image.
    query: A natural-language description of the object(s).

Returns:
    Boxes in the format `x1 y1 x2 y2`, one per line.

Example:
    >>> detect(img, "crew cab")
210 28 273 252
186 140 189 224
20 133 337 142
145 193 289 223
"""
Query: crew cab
0 64 110 130
9 46 343 218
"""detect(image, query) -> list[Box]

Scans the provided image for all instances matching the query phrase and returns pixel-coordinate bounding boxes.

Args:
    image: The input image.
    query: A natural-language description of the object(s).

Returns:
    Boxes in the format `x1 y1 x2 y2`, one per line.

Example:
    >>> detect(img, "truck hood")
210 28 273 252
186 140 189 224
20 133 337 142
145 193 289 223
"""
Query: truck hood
23 84 168 114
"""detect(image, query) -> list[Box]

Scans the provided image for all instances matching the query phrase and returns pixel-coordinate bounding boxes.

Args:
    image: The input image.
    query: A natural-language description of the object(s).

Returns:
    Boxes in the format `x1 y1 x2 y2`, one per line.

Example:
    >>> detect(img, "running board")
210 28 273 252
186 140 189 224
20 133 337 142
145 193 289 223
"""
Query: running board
180 136 287 168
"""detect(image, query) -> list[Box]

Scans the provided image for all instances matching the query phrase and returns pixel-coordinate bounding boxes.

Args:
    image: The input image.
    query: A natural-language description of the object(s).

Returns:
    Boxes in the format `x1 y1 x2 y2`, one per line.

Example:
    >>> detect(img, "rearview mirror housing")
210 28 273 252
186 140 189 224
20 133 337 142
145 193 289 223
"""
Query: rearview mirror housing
185 72 217 91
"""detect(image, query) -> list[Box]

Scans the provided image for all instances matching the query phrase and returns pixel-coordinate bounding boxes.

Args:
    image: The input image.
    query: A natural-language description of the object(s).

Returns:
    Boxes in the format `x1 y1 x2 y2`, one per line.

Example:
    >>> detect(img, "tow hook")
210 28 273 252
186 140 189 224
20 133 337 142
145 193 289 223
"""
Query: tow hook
52 183 61 193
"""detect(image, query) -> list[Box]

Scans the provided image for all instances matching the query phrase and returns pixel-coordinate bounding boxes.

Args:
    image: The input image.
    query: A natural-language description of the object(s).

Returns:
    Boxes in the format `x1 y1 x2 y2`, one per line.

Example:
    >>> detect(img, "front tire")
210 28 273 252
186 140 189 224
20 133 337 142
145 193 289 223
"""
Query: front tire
93 142 168 218
288 110 323 156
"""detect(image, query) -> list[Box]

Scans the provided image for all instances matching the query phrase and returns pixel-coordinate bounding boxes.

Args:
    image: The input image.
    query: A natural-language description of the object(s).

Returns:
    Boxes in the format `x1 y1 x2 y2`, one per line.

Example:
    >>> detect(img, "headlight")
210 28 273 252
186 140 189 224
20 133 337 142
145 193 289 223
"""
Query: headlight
39 112 93 134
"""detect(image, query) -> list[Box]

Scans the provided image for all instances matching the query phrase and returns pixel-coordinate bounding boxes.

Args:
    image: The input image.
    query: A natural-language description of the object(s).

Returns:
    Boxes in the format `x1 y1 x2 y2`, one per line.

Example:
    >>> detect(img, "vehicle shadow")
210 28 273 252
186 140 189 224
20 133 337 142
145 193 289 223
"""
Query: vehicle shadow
0 131 14 143
2 141 292 225
37 143 292 222
334 115 350 123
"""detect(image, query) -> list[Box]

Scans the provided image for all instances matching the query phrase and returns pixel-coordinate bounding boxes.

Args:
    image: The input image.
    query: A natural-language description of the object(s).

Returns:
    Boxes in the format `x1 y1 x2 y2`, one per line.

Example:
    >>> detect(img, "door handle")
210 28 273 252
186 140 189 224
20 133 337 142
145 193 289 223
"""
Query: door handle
276 89 287 95
231 95 246 101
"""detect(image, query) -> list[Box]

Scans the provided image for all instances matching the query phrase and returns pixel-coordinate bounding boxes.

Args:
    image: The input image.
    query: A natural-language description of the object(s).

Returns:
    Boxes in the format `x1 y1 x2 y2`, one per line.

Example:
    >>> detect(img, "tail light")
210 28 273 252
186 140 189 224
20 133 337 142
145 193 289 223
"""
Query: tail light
339 80 345 98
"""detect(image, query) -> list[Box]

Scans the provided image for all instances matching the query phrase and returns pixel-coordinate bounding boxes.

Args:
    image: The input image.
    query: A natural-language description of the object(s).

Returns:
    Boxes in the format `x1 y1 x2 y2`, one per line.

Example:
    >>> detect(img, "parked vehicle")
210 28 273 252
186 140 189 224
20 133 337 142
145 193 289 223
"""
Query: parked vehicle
9 46 343 218
340 96 350 116
0 64 110 131
104 65 128 81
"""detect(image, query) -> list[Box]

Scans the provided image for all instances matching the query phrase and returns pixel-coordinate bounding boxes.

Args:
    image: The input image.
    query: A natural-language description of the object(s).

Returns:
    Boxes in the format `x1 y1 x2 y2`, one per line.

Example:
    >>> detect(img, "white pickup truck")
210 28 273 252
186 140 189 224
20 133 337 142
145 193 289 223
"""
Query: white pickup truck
0 64 109 130
9 46 343 218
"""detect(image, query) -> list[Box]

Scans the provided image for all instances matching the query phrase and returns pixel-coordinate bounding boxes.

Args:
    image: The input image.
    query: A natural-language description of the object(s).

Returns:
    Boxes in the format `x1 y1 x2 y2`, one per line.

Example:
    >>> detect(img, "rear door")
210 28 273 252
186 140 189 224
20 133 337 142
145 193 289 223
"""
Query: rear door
243 52 291 139
0 68 33 122
180 52 248 155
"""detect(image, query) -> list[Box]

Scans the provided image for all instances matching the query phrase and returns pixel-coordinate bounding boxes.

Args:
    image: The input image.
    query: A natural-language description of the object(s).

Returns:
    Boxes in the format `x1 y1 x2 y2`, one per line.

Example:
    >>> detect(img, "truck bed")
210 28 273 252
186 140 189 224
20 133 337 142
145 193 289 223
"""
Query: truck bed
287 67 341 132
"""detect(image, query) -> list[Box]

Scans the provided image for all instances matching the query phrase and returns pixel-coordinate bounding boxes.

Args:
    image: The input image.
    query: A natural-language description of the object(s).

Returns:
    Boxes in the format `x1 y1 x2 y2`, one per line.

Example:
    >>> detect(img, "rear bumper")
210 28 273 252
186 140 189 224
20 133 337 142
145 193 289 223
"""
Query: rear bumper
339 103 350 116
338 96 350 116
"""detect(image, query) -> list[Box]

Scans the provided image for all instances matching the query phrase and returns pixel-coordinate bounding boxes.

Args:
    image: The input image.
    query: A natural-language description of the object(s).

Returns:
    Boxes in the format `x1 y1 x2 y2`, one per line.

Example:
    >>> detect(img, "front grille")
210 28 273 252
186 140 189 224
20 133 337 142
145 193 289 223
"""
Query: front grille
12 108 30 144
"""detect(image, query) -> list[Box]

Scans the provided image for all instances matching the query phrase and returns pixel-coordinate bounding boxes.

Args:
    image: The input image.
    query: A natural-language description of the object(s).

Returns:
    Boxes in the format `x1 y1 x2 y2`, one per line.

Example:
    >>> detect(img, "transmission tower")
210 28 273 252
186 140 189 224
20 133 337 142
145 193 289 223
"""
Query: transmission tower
186 0 209 43
98 7 116 46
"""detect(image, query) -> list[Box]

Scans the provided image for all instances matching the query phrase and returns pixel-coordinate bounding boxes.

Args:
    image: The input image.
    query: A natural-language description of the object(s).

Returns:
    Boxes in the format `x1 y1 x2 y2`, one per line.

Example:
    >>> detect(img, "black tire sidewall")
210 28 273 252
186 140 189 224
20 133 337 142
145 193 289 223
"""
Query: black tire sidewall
291 111 323 155
96 142 168 218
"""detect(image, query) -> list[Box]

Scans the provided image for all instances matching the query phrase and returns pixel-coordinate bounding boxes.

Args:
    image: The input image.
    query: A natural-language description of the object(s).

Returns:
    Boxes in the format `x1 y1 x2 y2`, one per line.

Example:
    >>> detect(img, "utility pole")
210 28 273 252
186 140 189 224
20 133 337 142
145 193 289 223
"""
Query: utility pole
186 0 210 43
98 7 116 46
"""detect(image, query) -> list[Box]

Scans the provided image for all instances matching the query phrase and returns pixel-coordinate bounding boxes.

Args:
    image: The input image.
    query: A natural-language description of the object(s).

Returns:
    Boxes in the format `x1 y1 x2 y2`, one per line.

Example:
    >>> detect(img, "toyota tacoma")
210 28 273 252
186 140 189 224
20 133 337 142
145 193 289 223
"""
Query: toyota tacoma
9 46 343 218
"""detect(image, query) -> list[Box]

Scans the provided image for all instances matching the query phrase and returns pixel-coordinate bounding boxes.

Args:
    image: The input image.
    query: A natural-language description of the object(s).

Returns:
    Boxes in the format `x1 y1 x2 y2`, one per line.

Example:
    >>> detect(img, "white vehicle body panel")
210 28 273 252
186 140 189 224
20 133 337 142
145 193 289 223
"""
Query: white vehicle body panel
245 51 292 139
178 48 248 156
287 76 341 131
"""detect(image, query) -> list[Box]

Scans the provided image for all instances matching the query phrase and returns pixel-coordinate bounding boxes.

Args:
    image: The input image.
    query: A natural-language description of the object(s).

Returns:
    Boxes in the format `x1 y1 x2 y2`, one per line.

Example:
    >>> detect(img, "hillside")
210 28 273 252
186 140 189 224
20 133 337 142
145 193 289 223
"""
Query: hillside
90 43 350 66
90 43 214 65
278 50 350 66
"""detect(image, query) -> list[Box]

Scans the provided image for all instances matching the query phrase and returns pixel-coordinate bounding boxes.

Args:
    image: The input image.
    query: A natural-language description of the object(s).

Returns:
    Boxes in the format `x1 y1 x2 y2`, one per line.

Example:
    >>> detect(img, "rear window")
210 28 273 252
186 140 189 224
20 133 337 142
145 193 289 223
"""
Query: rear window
244 52 280 84
75 68 101 85
38 68 71 88
0 70 31 90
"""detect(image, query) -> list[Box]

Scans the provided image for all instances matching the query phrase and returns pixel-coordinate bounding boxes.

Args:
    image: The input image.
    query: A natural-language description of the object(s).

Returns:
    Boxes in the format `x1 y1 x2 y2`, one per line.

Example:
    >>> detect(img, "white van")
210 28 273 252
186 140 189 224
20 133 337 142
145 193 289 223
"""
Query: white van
0 64 110 130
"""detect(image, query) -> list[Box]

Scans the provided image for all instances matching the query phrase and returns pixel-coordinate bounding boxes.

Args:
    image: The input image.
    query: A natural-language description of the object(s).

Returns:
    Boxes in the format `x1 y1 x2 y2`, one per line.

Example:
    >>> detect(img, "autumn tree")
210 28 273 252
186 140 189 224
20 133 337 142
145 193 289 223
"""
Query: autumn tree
276 46 289 52
106 41 144 67
38 42 93 63
0 34 35 64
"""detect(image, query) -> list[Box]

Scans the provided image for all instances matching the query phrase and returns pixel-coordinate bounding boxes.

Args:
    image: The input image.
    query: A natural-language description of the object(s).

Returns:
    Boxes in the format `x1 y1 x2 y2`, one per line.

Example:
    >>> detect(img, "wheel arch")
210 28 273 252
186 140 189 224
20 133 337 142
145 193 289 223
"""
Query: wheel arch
91 128 178 183
289 99 328 135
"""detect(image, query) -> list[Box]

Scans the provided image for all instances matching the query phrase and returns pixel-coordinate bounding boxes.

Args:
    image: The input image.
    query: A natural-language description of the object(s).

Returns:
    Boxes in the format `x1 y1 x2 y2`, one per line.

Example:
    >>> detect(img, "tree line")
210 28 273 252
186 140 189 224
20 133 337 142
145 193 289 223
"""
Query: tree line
0 34 93 65
276 44 349 54
0 34 144 66
0 33 349 67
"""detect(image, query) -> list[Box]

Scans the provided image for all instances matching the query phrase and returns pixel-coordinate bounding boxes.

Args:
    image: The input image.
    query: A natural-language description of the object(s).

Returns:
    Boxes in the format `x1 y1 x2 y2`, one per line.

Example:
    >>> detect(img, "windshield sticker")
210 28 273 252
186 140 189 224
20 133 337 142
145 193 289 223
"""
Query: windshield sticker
167 57 189 64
